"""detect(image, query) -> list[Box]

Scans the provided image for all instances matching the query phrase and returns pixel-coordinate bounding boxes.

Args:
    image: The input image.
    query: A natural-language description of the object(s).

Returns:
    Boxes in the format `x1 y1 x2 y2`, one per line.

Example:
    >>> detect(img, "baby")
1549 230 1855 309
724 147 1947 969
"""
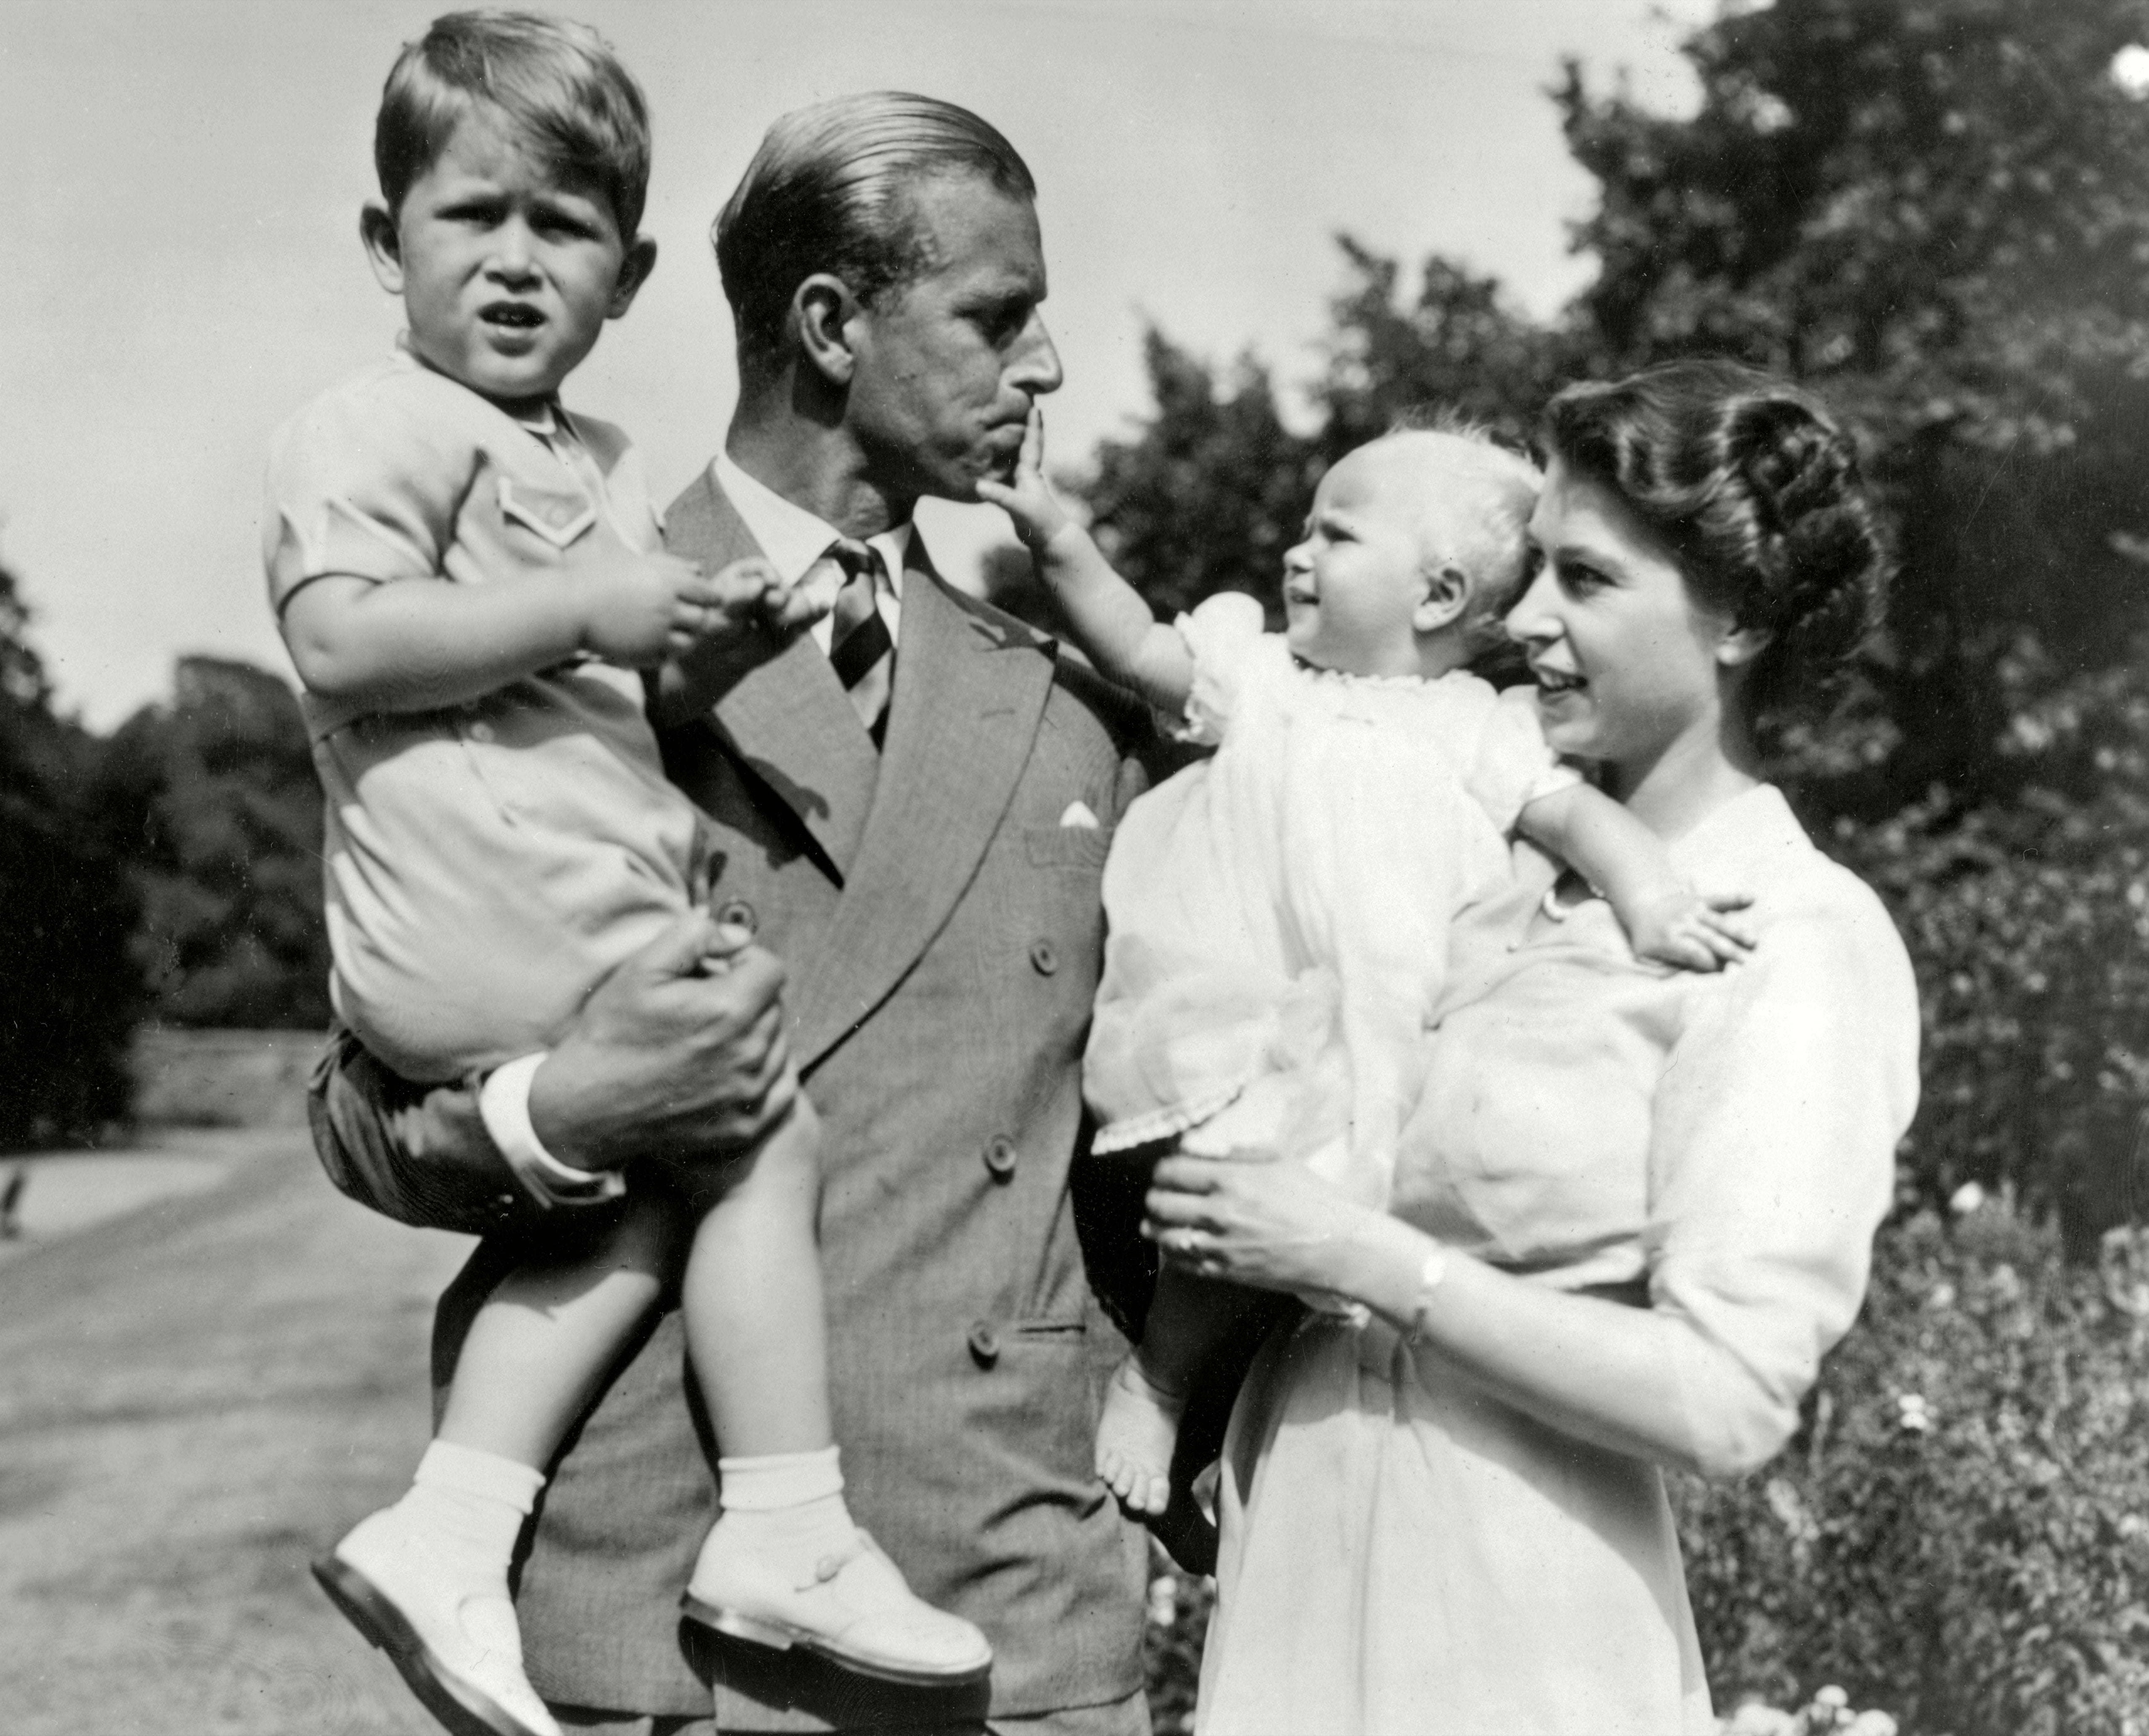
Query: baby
982 409 1751 1530
268 16 986 1736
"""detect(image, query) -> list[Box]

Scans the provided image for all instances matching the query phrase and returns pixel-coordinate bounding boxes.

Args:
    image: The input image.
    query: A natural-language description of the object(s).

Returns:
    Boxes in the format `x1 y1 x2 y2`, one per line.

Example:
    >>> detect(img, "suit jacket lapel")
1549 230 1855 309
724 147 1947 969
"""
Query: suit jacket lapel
791 560 1056 1073
662 469 879 879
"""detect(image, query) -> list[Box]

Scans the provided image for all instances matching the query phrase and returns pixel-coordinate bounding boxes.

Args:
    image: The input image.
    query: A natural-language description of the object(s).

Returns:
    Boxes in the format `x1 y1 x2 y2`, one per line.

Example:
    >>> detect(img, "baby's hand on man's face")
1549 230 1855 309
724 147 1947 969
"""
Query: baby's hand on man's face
975 404 1072 549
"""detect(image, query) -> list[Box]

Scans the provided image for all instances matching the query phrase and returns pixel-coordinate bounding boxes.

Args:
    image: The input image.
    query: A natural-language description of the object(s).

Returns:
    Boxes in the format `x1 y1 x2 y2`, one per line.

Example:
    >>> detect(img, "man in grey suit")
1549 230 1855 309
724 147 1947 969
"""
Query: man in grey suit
311 92 1159 1735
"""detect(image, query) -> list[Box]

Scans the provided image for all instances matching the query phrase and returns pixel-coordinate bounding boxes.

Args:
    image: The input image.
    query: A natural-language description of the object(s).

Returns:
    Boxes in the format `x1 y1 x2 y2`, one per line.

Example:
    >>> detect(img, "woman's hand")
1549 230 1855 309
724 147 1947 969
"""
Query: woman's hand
1144 1149 1383 1297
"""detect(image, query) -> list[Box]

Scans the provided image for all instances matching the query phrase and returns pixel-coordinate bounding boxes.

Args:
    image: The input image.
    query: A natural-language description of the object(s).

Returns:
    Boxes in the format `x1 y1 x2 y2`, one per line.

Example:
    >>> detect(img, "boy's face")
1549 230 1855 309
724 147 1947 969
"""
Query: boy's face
361 107 654 414
1281 440 1456 677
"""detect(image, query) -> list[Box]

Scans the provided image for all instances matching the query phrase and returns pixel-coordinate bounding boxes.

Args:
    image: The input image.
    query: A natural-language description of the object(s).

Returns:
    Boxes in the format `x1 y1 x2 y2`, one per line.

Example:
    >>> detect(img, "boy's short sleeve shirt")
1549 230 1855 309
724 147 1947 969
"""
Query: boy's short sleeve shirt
264 348 665 693
262 349 700 1082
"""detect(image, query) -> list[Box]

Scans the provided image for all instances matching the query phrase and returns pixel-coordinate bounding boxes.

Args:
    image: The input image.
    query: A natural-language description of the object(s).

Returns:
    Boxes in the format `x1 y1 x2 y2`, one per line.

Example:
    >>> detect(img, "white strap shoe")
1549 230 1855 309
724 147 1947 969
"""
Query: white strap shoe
314 1506 560 1736
682 1527 993 1687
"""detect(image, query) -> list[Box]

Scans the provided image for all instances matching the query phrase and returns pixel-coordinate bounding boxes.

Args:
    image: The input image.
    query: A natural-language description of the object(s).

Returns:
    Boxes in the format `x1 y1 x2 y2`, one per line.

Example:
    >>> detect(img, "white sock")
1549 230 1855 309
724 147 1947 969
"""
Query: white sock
396 1440 545 1580
714 1446 854 1559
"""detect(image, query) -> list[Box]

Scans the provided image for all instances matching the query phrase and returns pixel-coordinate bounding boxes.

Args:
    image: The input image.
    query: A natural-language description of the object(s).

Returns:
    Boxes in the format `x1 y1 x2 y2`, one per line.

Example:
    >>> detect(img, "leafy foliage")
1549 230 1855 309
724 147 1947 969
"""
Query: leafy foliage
1676 1201 2149 1736
0 561 137 1149
1827 647 2149 1245
89 657 330 1030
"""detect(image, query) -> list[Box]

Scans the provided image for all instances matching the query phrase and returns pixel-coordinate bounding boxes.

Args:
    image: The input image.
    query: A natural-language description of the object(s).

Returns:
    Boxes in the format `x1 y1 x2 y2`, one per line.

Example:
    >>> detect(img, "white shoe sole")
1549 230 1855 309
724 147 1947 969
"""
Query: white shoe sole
313 1553 556 1736
680 1589 992 1688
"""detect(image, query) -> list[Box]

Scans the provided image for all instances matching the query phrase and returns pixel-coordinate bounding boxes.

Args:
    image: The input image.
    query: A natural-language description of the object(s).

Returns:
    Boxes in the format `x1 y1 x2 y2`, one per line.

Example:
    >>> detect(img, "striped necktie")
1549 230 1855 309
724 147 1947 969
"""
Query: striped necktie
825 538 894 747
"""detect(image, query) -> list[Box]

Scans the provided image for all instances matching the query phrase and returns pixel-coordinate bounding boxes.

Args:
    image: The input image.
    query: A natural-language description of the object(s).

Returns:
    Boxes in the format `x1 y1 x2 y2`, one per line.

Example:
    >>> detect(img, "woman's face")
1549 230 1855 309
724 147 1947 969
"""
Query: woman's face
1506 458 1738 785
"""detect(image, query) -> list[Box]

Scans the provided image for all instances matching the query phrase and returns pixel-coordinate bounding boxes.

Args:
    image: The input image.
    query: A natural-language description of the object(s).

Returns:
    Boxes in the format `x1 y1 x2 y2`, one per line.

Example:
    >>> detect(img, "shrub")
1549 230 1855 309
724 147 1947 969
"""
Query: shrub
1821 645 2149 1251
1678 1201 2149 1736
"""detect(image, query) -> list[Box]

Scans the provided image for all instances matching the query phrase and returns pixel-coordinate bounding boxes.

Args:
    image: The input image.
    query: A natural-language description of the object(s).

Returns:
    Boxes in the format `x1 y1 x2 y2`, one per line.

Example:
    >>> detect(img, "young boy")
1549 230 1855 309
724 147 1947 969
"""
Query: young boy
271 17 988 1736
982 409 1754 1532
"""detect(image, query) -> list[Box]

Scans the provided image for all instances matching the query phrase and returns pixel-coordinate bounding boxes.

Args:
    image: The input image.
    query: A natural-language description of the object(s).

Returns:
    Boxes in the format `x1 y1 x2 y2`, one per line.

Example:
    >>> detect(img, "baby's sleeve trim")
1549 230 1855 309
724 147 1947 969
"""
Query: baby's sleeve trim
1172 590 1270 745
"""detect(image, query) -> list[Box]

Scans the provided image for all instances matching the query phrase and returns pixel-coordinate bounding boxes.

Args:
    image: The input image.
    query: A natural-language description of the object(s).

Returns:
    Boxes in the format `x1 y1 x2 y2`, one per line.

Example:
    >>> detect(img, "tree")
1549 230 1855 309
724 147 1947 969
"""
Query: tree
91 657 330 1029
1077 330 1321 629
0 559 137 1148
1555 0 2149 808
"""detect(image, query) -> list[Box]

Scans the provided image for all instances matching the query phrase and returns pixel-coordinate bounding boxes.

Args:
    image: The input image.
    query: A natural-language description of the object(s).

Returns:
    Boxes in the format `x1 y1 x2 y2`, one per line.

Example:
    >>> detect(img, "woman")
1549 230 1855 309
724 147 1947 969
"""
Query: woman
1145 359 1921 1735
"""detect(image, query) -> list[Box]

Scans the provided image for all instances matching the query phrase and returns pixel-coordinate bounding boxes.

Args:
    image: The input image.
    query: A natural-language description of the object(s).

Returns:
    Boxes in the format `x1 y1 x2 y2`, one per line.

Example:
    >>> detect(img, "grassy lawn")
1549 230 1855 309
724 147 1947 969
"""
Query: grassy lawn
0 1129 471 1735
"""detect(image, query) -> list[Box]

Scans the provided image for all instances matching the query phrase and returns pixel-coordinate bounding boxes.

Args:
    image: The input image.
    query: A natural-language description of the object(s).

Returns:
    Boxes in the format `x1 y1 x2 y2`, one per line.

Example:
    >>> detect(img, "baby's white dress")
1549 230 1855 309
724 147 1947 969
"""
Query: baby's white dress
1083 592 1575 1205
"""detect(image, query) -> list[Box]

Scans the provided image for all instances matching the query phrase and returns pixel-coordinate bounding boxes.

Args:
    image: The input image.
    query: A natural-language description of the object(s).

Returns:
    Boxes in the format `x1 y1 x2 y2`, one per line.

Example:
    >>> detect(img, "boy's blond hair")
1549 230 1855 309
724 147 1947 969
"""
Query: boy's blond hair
375 10 652 234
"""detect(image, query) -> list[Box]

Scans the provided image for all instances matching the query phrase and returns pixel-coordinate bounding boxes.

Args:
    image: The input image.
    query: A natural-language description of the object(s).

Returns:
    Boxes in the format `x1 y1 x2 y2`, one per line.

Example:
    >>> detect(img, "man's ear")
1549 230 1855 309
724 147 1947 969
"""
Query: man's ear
1412 562 1471 635
606 235 659 320
793 273 861 386
359 202 404 294
1715 622 1773 667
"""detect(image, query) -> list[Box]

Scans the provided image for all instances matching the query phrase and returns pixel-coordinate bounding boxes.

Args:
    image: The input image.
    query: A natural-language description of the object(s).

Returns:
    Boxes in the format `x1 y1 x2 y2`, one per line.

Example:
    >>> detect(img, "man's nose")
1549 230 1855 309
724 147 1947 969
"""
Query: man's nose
1010 313 1064 397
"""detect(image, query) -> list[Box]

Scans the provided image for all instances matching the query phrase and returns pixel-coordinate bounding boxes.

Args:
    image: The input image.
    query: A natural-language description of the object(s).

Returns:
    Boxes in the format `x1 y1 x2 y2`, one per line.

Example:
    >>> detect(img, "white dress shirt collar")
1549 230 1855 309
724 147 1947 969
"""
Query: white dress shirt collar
711 451 911 597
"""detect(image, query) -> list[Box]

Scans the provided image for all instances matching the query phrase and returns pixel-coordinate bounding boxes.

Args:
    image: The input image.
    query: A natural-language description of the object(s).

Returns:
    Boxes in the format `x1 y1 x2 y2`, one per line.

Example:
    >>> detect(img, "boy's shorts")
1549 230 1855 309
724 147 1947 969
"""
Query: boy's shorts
309 1024 558 1238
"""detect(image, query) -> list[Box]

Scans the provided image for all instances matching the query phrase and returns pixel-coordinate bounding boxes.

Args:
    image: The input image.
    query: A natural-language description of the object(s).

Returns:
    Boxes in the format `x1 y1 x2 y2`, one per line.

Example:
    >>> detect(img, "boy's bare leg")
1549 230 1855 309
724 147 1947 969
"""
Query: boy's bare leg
437 1198 677 1461
678 1090 991 1685
675 1095 831 1452
320 1201 677 1736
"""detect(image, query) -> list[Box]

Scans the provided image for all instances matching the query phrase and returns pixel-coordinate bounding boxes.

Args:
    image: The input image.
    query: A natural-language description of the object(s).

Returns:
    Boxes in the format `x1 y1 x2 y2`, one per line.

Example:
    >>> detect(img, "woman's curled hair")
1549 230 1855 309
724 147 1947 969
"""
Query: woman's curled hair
1539 358 1889 720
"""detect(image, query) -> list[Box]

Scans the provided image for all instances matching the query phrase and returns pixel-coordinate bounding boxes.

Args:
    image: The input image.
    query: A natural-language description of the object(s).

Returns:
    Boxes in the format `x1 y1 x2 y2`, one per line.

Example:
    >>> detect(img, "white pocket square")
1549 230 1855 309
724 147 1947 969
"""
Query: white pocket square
1058 800 1101 829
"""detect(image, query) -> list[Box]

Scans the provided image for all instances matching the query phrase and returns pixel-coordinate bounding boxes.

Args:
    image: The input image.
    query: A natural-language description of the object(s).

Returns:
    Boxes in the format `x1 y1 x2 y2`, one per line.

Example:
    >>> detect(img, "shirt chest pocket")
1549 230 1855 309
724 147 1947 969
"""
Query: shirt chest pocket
1023 822 1115 873
495 475 599 549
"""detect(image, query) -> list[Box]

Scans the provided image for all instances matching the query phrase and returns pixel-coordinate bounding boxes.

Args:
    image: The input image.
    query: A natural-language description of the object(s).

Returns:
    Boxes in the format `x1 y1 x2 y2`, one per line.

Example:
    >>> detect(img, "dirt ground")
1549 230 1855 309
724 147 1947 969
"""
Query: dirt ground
0 1128 472 1735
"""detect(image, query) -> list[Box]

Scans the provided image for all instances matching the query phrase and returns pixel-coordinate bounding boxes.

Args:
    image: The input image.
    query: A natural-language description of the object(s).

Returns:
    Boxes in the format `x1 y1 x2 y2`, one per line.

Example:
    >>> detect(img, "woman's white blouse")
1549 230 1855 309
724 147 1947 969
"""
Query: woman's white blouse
1396 781 1923 1476
1198 784 1921 1736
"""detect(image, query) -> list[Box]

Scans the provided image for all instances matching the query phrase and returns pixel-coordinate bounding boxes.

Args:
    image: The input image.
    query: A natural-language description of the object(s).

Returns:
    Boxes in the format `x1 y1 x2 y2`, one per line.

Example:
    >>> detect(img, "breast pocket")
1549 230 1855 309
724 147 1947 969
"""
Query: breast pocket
1024 823 1115 873
496 475 598 549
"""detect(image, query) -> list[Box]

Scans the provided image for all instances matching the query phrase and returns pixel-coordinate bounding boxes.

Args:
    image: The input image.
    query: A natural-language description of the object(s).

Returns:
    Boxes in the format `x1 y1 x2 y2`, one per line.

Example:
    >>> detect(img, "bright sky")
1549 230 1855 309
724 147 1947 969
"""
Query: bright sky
1 0 1713 728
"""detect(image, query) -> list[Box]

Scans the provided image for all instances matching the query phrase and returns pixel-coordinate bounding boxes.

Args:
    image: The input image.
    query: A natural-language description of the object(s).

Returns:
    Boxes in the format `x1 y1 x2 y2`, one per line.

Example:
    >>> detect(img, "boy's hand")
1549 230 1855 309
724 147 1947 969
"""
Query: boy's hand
576 535 719 668
693 555 821 645
975 404 1074 549
1626 887 1757 972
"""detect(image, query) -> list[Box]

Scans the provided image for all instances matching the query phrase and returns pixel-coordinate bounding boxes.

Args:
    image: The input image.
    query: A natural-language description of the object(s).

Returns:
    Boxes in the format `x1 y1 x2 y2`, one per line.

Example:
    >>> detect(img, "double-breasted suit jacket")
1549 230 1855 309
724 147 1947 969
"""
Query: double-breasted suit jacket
312 467 1157 1729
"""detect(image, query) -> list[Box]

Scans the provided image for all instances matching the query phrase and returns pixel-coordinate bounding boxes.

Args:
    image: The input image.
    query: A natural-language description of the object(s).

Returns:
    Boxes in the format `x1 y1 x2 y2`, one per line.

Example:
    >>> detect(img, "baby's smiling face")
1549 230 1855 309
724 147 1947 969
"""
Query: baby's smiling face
361 105 654 416
1281 439 1462 679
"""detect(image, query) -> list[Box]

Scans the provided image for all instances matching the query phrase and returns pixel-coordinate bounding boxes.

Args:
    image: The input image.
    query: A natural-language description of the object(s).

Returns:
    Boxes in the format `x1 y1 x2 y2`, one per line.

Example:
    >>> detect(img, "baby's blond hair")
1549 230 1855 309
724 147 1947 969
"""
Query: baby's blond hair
1367 411 1542 651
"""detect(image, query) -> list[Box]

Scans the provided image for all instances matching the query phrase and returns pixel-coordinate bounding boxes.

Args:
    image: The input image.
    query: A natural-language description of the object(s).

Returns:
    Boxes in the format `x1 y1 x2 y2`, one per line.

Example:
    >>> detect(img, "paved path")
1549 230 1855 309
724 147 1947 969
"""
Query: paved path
0 1127 473 1735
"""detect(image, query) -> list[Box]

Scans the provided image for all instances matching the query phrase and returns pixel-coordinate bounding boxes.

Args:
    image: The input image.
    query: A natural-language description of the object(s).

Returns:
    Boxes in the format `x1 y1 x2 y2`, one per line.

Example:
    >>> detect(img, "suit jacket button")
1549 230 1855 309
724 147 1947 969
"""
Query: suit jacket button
983 1135 1018 1180
967 1321 1001 1366
1029 939 1058 975
713 897 758 935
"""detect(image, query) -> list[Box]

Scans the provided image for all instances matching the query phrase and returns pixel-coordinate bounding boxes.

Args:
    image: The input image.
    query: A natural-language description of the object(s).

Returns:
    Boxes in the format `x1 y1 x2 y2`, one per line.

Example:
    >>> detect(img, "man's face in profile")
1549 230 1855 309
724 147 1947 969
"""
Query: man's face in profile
844 172 1064 505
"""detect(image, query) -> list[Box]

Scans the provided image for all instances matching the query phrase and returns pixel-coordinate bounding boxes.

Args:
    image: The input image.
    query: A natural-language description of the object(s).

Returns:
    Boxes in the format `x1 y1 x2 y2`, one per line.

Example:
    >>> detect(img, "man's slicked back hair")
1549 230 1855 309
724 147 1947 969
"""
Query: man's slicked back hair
375 10 653 236
714 92 1037 375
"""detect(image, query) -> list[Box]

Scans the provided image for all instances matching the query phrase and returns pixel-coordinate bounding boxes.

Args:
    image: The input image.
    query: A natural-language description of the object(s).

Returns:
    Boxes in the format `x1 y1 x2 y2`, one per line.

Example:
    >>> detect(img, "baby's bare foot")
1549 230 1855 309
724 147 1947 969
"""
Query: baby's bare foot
1095 1356 1185 1517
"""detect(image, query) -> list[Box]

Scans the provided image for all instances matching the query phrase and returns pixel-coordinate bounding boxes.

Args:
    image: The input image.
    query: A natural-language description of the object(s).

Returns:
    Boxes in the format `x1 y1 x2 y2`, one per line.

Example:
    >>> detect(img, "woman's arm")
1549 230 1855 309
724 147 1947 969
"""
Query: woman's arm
1147 891 1919 1479
977 407 1195 713
1146 1153 1788 1476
